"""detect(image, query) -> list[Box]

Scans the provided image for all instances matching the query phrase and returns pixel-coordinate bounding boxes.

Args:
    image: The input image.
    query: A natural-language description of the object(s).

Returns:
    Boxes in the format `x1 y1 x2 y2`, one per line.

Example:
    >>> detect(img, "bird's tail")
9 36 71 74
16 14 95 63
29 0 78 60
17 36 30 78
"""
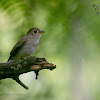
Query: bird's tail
7 56 12 62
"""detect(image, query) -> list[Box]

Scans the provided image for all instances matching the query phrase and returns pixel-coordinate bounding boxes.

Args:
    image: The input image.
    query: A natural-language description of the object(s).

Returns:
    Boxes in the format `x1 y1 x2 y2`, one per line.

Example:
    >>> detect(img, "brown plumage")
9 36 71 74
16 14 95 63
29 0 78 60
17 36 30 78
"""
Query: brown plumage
8 28 45 61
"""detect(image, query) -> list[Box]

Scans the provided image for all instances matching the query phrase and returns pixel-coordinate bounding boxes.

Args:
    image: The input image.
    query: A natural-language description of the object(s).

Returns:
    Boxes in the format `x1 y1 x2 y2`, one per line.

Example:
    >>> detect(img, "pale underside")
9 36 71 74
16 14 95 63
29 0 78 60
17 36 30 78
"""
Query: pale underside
8 34 40 61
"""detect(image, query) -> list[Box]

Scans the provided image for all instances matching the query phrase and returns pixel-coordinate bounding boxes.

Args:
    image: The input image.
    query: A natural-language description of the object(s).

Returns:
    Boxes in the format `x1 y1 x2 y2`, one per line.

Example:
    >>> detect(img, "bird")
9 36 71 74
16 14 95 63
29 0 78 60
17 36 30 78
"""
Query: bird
8 27 45 90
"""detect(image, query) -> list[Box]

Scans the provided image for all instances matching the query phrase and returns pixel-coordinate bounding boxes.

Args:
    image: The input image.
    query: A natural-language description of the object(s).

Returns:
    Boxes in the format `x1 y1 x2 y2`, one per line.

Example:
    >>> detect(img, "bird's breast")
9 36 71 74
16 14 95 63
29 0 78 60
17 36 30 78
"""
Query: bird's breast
19 41 38 58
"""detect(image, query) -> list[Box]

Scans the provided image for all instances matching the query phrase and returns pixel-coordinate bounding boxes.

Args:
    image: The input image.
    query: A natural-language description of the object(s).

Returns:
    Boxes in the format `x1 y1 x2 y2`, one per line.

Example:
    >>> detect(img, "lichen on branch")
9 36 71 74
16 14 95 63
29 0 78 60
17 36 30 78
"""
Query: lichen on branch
0 56 56 90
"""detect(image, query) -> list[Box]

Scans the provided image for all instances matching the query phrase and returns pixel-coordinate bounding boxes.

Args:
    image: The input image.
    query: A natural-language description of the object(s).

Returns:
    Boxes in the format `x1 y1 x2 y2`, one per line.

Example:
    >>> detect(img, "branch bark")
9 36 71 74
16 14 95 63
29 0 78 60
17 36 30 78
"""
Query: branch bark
0 56 56 89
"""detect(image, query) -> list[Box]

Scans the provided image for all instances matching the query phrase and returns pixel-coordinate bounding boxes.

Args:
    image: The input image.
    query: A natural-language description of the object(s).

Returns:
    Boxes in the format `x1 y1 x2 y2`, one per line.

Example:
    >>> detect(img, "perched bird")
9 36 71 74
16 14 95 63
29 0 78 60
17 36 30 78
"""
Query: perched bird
8 28 45 61
8 27 45 89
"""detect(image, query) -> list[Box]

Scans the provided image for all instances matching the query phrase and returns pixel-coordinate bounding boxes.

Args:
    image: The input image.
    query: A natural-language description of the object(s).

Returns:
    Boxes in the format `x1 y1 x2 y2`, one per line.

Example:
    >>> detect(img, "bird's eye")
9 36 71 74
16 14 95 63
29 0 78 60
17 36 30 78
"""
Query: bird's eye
34 31 37 33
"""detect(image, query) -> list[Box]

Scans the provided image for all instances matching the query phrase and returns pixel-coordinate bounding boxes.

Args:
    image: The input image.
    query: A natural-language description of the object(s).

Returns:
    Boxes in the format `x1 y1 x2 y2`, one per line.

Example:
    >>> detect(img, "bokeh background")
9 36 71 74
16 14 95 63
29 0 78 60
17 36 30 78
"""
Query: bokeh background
0 0 100 100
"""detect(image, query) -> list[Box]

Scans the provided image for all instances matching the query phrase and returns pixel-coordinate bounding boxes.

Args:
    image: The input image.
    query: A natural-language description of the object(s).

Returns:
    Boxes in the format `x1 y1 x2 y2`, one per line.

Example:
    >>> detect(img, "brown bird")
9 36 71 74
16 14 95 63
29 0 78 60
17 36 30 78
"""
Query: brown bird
8 27 45 89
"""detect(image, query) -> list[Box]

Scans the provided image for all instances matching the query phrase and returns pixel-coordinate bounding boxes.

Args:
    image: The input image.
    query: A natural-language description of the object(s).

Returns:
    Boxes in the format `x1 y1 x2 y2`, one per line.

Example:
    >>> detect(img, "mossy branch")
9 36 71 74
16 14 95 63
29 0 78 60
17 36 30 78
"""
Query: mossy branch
0 56 56 89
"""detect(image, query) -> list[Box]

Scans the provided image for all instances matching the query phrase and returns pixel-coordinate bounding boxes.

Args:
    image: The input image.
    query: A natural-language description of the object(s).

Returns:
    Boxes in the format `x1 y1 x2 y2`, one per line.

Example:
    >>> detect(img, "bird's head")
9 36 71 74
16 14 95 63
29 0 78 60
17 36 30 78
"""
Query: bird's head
27 28 45 36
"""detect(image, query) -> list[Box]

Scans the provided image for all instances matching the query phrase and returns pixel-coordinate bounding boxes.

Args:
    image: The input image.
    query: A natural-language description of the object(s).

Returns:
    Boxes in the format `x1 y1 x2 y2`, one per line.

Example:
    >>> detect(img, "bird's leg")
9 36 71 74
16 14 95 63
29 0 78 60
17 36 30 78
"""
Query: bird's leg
12 76 28 90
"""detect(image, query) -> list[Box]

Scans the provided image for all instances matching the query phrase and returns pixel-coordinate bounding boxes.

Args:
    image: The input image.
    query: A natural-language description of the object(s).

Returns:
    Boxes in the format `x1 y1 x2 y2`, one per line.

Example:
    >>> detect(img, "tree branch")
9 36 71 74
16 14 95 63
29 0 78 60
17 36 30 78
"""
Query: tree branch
0 56 56 89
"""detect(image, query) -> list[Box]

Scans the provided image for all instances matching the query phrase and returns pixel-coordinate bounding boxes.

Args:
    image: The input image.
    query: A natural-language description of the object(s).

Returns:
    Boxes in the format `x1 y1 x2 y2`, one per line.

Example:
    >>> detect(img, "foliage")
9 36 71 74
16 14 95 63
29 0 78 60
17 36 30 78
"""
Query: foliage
0 0 100 100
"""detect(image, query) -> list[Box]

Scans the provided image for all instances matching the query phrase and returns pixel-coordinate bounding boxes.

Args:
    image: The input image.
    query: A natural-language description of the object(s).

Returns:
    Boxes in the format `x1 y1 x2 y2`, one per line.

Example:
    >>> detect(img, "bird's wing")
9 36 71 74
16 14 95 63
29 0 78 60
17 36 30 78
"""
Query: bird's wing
8 35 28 61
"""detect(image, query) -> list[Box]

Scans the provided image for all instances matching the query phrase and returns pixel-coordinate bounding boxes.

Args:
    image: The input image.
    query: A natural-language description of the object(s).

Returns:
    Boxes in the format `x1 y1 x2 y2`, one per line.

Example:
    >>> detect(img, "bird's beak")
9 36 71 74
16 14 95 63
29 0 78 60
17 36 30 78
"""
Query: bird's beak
40 30 45 34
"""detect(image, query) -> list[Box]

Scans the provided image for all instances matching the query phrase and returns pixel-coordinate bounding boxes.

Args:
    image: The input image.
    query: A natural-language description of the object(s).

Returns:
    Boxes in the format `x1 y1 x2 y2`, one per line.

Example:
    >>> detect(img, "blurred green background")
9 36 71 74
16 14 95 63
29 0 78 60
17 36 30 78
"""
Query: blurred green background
0 0 100 100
